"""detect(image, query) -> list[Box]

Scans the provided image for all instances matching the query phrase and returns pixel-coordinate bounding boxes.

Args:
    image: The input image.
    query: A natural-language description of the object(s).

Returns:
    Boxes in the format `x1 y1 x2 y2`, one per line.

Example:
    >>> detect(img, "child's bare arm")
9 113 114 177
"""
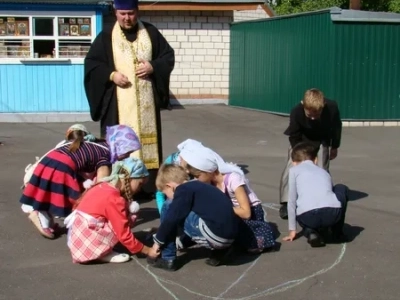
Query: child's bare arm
96 165 110 181
233 186 251 220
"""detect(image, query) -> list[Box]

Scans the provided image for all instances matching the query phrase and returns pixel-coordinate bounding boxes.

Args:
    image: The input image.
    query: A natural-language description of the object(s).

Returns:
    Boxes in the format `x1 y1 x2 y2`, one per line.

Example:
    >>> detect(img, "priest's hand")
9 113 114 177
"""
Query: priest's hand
136 58 153 79
112 72 131 88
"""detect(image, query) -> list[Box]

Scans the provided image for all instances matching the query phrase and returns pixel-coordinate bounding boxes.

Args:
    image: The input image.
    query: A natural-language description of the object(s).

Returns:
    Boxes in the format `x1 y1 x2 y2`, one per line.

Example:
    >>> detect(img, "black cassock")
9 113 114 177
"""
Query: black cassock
84 22 175 164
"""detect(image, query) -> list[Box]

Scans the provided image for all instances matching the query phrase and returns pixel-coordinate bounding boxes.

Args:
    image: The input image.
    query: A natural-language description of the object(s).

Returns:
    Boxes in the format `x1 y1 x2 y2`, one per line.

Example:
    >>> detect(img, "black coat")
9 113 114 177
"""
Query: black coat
83 21 175 155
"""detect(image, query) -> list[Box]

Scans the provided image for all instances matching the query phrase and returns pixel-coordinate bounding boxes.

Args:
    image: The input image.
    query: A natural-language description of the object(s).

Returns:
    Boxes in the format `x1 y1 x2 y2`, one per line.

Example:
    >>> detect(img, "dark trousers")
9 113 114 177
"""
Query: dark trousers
279 144 330 204
297 184 348 236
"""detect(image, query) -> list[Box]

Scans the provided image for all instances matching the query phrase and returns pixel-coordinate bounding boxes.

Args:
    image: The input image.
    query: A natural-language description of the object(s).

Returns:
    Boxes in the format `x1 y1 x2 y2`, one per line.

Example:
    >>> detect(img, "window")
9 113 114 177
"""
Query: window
0 11 95 61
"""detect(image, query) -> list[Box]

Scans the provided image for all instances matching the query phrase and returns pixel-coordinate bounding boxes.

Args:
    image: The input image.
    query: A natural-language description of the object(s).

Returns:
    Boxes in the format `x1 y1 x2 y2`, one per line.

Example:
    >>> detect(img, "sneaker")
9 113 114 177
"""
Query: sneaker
176 233 196 251
147 257 178 271
279 204 288 220
307 233 326 248
205 246 234 267
28 211 55 239
98 251 130 263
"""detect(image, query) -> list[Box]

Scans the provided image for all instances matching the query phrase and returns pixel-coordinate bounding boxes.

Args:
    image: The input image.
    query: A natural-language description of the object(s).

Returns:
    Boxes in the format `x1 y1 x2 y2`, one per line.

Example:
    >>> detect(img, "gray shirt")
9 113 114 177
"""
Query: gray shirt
288 160 341 231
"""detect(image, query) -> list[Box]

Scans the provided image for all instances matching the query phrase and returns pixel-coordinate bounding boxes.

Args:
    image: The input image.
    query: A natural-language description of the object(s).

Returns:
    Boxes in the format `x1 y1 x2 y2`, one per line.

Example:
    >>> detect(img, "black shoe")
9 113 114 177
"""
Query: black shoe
307 233 326 248
205 246 234 267
331 230 349 243
279 204 288 220
147 257 178 271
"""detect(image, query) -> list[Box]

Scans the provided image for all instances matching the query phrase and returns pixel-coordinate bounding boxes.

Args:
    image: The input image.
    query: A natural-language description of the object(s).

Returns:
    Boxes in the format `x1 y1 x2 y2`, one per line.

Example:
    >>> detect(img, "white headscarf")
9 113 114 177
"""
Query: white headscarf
180 144 244 175
180 146 218 172
212 150 244 176
177 139 203 152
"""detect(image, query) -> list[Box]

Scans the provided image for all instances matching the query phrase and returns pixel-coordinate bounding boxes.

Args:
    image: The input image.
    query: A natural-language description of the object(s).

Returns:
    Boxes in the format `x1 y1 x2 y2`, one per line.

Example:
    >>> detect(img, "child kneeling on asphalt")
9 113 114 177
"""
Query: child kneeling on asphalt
147 164 239 271
282 142 349 247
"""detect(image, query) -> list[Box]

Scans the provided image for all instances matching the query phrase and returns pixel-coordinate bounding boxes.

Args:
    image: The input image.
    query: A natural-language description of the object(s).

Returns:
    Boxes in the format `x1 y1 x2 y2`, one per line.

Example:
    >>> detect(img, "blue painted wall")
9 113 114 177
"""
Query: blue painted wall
0 3 108 113
0 64 88 112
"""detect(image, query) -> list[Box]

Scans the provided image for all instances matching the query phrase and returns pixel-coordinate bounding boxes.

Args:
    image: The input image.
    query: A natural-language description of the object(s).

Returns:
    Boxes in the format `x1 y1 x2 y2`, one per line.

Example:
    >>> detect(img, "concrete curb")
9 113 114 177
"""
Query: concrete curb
342 121 400 127
0 99 397 126
0 99 229 123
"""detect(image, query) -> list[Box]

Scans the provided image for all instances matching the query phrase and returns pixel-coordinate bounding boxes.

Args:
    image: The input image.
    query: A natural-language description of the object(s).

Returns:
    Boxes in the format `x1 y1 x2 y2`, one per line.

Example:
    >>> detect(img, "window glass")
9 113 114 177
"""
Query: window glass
33 17 54 36
0 14 94 59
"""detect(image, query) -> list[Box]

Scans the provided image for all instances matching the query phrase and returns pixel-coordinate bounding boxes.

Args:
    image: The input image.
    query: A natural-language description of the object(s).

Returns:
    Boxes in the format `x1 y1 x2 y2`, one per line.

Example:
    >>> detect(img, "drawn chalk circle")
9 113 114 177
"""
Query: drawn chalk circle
262 203 280 211
134 204 347 300
134 245 347 300
256 140 268 145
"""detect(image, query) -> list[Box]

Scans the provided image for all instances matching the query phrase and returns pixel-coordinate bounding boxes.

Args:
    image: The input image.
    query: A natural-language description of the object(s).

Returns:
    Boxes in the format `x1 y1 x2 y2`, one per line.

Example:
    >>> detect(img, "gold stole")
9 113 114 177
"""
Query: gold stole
111 21 159 169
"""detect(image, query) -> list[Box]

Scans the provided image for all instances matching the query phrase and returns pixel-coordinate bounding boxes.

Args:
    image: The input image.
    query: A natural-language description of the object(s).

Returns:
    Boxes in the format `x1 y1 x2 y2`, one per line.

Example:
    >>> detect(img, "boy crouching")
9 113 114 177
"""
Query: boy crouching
282 142 349 247
147 164 239 271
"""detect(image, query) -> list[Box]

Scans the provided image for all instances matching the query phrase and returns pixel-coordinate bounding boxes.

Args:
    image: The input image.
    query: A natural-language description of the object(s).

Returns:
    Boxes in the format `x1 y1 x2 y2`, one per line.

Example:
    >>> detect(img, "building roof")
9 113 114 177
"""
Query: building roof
233 6 400 25
139 0 265 2
0 0 267 4
330 7 400 23
0 0 106 4
0 0 274 16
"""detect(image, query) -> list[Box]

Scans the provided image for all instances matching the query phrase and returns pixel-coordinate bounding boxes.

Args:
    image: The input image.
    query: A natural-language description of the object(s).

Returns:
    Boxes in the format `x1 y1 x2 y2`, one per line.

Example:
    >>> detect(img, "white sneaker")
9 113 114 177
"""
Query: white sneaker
99 251 130 263
176 236 184 250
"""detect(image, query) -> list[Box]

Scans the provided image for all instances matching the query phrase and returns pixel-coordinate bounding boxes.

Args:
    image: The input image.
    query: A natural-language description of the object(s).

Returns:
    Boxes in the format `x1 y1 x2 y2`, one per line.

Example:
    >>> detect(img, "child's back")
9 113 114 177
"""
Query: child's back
290 161 340 215
284 142 349 247
157 180 238 241
77 183 122 215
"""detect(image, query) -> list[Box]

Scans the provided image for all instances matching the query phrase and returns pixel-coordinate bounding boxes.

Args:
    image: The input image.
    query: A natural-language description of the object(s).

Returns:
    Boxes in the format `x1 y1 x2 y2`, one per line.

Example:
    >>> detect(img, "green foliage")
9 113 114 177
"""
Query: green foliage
267 0 400 15
388 0 400 12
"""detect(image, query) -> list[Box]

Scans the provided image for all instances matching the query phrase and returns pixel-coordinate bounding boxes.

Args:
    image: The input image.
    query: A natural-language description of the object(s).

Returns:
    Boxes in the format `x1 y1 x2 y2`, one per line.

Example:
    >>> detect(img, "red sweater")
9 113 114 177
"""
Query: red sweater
77 183 144 254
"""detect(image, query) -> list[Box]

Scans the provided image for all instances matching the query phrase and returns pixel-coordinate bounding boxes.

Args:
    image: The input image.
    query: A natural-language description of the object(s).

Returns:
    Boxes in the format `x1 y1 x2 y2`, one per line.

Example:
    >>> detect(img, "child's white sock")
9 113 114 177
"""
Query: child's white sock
38 211 51 228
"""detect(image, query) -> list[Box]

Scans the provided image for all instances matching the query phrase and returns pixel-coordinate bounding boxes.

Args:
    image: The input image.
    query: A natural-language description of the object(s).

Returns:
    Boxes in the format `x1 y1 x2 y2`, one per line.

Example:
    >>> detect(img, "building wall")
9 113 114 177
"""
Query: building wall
0 5 269 116
0 4 104 114
0 64 88 114
106 7 271 102
105 10 232 102
233 5 269 22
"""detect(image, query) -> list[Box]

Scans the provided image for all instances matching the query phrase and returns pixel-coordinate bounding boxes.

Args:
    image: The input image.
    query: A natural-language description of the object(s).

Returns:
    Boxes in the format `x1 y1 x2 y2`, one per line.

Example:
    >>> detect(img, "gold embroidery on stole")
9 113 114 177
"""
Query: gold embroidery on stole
111 21 159 169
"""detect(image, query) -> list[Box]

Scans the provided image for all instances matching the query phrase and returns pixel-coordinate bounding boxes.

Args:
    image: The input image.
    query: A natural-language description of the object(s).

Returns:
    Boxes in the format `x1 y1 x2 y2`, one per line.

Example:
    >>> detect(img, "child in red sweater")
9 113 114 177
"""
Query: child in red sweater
65 157 150 264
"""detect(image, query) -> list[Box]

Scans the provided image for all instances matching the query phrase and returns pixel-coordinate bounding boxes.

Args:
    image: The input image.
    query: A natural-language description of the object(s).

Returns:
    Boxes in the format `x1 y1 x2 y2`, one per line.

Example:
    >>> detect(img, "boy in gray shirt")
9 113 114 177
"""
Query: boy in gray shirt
282 142 348 247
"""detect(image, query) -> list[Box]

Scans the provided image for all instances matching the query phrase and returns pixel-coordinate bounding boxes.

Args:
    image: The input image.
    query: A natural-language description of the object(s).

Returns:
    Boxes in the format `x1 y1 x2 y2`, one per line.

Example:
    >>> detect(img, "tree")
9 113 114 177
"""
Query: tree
267 0 400 15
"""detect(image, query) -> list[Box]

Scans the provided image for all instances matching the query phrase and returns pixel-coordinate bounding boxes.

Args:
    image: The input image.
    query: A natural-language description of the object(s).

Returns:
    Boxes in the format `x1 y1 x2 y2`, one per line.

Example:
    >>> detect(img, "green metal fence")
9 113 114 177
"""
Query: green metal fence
229 9 400 120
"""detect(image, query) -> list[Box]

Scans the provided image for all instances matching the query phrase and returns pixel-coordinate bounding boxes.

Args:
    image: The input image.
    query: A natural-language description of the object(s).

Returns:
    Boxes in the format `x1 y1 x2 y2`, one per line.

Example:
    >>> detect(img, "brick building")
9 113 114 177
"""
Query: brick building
104 1 274 105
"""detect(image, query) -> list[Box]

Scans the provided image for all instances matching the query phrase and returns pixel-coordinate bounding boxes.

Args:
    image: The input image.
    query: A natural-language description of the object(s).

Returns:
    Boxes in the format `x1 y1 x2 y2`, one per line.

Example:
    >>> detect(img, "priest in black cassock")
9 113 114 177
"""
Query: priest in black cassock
84 0 174 194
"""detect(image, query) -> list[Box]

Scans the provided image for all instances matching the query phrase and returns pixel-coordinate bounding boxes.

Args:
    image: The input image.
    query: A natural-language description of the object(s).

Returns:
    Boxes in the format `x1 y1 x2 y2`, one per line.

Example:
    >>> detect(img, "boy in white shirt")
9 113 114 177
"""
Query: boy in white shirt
282 142 348 247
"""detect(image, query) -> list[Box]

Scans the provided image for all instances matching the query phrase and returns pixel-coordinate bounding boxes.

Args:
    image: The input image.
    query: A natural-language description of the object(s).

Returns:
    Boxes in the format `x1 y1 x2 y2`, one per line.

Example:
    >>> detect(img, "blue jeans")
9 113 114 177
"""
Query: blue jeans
160 200 205 260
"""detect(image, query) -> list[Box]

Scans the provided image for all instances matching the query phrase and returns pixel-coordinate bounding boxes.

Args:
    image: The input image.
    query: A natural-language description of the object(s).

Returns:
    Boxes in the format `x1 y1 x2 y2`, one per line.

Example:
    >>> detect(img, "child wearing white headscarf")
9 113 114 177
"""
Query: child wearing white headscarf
154 139 203 214
180 145 276 253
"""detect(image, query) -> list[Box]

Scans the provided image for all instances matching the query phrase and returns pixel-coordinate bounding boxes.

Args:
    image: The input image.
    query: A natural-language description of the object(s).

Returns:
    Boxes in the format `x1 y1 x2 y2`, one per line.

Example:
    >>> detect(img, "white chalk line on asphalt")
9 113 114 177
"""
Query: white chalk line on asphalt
217 256 261 298
134 242 347 300
133 203 347 299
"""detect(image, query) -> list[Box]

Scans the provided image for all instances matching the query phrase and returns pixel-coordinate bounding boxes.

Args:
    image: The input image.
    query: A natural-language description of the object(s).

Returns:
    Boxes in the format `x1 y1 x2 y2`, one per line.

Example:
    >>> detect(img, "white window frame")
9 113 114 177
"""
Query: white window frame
0 10 96 64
